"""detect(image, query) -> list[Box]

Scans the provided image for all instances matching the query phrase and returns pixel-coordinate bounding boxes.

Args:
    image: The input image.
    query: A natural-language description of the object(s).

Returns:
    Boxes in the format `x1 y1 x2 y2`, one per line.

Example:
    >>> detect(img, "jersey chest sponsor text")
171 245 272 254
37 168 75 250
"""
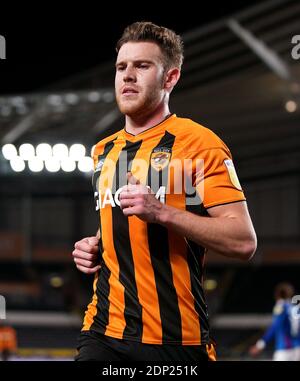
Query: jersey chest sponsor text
94 186 166 210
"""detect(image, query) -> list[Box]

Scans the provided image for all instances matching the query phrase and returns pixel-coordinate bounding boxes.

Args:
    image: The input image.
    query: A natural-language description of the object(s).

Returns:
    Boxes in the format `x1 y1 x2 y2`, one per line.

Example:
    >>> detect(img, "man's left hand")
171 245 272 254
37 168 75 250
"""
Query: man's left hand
119 172 163 223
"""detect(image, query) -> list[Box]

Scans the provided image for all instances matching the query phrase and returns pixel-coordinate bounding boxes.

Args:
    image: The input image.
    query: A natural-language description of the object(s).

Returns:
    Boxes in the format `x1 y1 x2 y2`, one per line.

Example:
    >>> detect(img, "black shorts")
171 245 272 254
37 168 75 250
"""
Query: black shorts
75 331 216 361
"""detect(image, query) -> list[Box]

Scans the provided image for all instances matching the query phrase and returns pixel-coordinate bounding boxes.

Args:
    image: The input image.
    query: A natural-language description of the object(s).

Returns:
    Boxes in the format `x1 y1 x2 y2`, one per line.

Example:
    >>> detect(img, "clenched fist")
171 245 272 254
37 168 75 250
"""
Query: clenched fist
72 236 101 274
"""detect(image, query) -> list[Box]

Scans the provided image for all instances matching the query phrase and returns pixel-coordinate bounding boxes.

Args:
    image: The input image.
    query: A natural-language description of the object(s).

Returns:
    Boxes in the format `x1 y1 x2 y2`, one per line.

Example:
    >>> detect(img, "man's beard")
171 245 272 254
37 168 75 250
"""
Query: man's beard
116 86 162 118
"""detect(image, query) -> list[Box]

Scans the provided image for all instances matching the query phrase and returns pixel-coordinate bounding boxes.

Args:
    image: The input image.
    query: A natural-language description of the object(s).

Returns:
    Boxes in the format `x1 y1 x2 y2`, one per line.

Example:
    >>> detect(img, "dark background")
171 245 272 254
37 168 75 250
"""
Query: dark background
0 1 261 93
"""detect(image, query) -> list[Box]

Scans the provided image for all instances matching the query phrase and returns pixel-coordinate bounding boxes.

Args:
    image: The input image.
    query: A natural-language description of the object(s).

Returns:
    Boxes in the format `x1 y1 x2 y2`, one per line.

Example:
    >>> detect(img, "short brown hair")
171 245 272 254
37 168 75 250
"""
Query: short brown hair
274 282 295 300
116 21 184 70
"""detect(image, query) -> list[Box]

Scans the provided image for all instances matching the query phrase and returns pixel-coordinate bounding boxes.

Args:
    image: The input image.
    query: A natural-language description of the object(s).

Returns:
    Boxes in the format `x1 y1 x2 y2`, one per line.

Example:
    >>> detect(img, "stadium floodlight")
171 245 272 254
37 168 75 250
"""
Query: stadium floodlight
53 143 69 160
2 144 18 160
47 94 63 107
10 156 25 172
36 143 53 160
103 91 114 103
11 96 25 107
78 156 94 172
285 100 297 113
88 91 101 103
65 93 79 105
69 144 86 161
19 143 35 161
45 158 61 173
15 105 28 115
0 105 12 117
28 157 44 172
61 158 76 172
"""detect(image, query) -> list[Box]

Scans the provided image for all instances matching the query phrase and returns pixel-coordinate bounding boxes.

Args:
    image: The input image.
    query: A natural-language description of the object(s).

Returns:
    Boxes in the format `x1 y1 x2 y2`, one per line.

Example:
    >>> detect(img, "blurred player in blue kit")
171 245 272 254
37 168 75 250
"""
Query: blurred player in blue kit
249 282 300 361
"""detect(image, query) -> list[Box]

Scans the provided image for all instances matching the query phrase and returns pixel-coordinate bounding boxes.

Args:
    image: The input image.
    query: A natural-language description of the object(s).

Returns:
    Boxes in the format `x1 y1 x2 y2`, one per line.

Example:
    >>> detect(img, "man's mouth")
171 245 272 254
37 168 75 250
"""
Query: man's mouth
122 87 139 95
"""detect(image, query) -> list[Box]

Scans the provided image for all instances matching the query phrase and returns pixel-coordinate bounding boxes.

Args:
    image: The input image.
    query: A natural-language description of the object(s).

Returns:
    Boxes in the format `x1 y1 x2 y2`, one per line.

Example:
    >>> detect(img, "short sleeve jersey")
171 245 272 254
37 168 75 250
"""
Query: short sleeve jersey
82 114 245 345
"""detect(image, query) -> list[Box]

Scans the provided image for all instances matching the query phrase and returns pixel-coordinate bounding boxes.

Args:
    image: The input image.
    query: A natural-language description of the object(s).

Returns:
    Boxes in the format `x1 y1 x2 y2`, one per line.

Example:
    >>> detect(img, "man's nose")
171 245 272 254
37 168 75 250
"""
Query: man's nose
123 67 136 82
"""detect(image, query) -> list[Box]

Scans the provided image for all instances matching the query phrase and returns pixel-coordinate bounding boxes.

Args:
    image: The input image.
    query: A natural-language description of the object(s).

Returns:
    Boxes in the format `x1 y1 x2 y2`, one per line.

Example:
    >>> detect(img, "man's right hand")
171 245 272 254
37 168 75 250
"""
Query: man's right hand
72 236 101 274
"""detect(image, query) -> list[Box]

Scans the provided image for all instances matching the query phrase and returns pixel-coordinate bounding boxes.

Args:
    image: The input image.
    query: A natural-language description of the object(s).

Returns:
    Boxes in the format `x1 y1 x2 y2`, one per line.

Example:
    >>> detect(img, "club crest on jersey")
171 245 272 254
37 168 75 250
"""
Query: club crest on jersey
150 147 171 171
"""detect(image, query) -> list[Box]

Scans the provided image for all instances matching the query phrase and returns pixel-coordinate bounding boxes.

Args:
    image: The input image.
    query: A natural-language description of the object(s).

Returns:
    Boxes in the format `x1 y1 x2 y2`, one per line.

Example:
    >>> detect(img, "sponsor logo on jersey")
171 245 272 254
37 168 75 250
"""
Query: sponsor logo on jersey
224 159 242 191
94 186 166 210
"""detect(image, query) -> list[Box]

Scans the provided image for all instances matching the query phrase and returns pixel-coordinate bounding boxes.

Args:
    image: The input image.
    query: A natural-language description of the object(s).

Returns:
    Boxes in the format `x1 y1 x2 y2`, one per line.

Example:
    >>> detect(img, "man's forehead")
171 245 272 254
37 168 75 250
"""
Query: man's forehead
116 41 162 63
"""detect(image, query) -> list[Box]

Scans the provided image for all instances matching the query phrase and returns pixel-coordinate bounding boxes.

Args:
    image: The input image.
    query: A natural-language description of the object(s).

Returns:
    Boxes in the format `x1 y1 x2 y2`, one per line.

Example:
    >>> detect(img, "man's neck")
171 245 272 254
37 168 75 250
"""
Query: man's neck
125 105 171 136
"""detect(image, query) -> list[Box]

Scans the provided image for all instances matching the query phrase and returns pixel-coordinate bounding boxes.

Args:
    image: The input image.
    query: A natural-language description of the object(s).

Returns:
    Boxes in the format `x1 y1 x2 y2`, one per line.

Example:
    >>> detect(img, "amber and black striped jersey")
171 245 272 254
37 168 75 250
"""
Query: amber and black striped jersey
82 114 246 345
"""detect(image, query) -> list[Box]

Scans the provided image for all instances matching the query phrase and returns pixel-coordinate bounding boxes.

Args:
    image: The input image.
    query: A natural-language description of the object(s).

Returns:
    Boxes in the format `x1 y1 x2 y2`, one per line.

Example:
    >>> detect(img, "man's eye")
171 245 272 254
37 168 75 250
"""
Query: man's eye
117 66 125 71
138 64 149 69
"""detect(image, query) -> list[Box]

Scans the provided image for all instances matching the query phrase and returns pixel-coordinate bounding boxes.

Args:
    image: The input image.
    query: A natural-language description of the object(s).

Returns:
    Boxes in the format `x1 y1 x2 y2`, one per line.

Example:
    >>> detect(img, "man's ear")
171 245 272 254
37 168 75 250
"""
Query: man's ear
164 68 181 91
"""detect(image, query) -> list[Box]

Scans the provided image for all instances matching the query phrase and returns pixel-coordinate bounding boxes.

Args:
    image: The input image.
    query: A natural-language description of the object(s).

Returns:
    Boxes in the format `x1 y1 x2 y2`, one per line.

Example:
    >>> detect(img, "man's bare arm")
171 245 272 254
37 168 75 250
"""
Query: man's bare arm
157 201 257 260
120 174 257 260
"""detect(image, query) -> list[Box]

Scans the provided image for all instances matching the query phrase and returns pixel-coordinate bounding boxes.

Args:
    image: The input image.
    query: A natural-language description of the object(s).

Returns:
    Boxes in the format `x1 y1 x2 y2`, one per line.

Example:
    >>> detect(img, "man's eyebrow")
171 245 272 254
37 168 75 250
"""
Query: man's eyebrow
115 59 154 67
